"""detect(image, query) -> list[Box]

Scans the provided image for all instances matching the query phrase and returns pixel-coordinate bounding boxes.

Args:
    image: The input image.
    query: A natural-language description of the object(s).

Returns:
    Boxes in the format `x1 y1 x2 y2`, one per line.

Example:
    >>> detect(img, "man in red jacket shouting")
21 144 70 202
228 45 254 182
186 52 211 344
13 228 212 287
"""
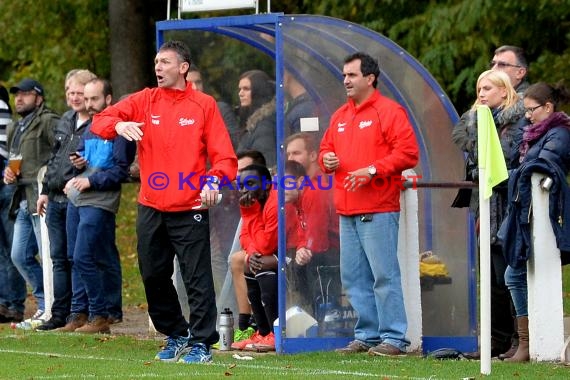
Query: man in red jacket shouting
91 40 237 364
319 52 419 356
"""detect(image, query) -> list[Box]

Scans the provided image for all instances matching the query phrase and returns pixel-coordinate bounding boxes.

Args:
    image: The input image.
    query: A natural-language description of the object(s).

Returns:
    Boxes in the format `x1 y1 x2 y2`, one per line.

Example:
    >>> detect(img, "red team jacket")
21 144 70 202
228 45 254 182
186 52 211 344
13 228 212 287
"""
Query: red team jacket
319 90 419 215
91 83 237 212
295 172 339 254
240 190 278 261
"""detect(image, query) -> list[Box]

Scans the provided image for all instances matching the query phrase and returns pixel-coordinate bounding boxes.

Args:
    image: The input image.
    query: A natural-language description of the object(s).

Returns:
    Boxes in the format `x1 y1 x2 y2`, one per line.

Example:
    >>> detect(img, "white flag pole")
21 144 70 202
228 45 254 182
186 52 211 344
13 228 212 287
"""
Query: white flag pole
479 167 491 375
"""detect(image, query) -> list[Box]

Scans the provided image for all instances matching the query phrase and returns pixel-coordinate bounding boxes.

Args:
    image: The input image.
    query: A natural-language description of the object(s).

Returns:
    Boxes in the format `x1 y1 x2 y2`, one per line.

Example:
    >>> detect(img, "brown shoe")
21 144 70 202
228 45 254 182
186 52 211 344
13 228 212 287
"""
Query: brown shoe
335 340 371 354
75 316 110 334
55 313 88 332
368 343 406 357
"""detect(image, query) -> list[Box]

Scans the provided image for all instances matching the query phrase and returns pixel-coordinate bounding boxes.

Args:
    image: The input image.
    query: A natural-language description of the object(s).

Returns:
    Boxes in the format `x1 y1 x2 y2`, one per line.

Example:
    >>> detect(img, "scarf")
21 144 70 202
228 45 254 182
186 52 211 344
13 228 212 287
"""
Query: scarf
520 112 570 160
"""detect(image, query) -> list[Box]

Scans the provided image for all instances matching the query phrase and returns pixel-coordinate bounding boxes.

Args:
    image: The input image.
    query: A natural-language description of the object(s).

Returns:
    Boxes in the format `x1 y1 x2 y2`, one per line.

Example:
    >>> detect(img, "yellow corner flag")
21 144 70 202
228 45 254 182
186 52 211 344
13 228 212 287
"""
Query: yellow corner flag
477 105 508 199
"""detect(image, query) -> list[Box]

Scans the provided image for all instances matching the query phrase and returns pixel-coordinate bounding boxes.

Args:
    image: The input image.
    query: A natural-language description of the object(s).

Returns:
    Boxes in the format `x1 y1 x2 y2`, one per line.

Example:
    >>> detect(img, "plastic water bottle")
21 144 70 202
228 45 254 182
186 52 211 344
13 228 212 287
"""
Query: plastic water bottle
218 308 234 351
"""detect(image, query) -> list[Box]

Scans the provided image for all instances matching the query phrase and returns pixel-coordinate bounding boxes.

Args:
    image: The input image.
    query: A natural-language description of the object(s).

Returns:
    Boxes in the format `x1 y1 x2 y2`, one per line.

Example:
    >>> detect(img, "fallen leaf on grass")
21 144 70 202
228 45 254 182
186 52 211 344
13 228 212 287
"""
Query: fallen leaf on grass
228 363 237 369
224 371 233 376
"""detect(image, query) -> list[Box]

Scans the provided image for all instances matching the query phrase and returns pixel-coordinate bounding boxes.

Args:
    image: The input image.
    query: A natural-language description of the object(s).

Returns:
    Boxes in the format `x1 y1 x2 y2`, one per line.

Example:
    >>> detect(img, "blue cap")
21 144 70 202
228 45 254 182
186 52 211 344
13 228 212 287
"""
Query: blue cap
10 78 44 96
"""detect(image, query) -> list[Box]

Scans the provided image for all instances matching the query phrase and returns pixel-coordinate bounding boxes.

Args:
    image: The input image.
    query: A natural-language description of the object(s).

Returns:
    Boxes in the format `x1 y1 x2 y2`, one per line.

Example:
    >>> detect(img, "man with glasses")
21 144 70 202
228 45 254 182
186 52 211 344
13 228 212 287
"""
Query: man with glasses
490 45 530 96
487 45 532 360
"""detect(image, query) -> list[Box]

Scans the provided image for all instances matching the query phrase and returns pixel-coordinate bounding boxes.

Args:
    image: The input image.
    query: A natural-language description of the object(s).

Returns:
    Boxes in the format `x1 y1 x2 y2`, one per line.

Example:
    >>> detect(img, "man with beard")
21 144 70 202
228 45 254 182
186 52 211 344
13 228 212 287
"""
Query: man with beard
4 78 59 328
61 78 135 334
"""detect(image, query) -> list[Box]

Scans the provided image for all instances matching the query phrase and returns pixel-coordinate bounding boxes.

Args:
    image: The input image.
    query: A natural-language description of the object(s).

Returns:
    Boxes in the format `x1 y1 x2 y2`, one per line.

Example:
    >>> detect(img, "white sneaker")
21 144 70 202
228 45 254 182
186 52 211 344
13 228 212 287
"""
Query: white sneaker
16 310 46 330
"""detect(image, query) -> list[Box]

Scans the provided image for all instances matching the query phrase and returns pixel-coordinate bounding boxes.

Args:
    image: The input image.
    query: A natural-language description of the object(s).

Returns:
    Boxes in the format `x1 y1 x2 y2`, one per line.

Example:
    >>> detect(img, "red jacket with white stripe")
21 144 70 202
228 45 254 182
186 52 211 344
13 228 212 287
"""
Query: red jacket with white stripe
319 90 419 215
91 83 237 212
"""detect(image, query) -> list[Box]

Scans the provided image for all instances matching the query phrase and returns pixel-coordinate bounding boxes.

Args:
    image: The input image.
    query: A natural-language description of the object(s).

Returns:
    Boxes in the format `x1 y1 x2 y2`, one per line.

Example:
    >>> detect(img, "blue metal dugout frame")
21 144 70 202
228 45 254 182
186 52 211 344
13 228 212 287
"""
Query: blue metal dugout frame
156 13 478 354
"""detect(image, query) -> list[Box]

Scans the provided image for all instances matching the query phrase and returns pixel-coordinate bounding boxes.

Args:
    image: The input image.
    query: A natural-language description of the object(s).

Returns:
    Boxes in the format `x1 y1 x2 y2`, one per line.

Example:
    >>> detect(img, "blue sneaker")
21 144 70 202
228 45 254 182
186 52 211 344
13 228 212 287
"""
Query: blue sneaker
178 343 212 364
155 334 190 362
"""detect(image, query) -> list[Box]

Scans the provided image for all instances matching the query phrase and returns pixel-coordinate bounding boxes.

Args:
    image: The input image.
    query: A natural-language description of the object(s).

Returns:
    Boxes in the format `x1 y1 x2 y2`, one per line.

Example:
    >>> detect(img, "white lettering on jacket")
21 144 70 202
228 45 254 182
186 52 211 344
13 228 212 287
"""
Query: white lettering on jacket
359 120 372 129
179 118 195 127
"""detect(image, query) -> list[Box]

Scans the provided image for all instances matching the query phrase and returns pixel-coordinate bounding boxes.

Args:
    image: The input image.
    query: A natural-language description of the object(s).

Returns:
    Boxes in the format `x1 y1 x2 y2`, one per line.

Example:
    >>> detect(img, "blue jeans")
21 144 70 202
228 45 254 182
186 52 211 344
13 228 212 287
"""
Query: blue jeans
67 204 121 318
11 201 44 311
504 265 528 317
46 200 77 319
339 212 409 351
0 185 26 312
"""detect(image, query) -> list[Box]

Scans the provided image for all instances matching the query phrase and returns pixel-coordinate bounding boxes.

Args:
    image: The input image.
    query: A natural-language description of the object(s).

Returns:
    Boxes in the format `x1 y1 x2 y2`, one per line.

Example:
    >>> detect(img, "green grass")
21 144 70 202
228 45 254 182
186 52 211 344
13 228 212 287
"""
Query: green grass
1 183 570 378
0 327 569 379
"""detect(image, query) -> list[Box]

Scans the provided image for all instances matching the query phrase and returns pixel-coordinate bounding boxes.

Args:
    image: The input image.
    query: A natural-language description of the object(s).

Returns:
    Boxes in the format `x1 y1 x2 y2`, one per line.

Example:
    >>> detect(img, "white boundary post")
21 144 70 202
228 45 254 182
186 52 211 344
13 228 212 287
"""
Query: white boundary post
399 169 422 352
528 173 564 361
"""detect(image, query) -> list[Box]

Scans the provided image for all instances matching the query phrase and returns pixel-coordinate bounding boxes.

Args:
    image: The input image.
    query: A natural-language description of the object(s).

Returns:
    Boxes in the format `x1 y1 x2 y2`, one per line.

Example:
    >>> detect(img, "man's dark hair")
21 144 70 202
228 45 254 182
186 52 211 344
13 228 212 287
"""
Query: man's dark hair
495 45 528 69
159 40 192 75
87 78 113 98
285 160 306 178
241 164 272 189
344 52 380 88
237 150 267 167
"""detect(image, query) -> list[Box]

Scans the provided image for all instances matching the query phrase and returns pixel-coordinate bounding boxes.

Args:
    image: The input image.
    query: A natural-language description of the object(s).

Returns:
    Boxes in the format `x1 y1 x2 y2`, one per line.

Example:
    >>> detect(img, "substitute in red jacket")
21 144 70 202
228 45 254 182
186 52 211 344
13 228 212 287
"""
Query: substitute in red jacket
232 164 278 351
90 41 237 364
319 52 418 356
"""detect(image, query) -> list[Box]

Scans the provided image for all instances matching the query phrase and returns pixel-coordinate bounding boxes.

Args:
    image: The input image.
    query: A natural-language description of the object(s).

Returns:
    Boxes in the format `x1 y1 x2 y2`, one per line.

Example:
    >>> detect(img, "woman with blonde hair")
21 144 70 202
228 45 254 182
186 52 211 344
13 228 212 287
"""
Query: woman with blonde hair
452 69 528 359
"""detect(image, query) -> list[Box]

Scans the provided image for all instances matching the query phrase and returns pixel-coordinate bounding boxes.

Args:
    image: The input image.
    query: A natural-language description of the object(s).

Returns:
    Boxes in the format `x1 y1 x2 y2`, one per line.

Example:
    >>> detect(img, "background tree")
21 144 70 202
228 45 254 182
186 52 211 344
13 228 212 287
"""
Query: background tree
109 0 152 99
1 0 569 114
0 0 110 112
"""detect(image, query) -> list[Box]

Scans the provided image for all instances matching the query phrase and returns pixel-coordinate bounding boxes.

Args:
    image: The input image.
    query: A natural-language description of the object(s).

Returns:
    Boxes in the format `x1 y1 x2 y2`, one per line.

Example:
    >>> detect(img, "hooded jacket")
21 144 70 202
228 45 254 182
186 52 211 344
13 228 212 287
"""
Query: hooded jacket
318 90 419 215
91 83 237 212
7 103 58 215
68 123 136 214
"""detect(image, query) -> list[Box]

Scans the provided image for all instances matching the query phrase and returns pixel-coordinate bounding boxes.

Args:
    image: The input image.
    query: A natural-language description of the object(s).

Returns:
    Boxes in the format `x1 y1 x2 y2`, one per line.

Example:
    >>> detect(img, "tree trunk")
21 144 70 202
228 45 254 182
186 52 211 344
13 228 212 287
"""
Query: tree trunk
108 0 154 100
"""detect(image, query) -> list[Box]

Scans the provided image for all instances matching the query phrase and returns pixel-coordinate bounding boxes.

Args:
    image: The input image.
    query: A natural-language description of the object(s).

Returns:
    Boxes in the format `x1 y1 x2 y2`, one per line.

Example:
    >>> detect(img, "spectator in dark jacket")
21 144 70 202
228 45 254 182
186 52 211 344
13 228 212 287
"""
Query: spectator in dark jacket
503 81 570 362
0 84 26 324
4 78 59 328
236 70 276 168
36 69 96 331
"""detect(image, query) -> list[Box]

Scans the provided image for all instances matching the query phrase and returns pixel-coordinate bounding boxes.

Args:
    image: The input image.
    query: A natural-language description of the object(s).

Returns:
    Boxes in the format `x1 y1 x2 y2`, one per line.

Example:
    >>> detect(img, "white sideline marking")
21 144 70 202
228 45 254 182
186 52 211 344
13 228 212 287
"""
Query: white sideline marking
0 348 434 379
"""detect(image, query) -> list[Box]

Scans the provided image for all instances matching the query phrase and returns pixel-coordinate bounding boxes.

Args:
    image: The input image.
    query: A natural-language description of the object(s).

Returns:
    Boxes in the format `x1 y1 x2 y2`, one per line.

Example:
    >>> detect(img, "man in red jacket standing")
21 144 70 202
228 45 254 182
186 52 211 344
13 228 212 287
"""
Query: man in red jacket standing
319 52 419 356
91 40 237 364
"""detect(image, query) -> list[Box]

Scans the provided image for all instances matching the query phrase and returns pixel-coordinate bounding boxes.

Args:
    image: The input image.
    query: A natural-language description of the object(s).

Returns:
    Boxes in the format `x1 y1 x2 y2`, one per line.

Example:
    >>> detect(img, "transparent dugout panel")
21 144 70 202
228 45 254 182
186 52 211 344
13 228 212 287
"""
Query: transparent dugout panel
160 14 475 344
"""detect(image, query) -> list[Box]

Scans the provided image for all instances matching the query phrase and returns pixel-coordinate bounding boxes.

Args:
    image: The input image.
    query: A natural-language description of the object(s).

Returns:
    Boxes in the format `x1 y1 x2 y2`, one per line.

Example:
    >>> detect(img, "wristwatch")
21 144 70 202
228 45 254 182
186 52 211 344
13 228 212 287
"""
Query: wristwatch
367 165 377 177
207 176 220 185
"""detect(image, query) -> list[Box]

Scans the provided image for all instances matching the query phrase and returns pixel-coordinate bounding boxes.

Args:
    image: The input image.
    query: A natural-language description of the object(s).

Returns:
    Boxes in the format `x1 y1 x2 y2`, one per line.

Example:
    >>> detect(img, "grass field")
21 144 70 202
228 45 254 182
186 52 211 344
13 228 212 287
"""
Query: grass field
0 327 569 379
2 184 569 379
